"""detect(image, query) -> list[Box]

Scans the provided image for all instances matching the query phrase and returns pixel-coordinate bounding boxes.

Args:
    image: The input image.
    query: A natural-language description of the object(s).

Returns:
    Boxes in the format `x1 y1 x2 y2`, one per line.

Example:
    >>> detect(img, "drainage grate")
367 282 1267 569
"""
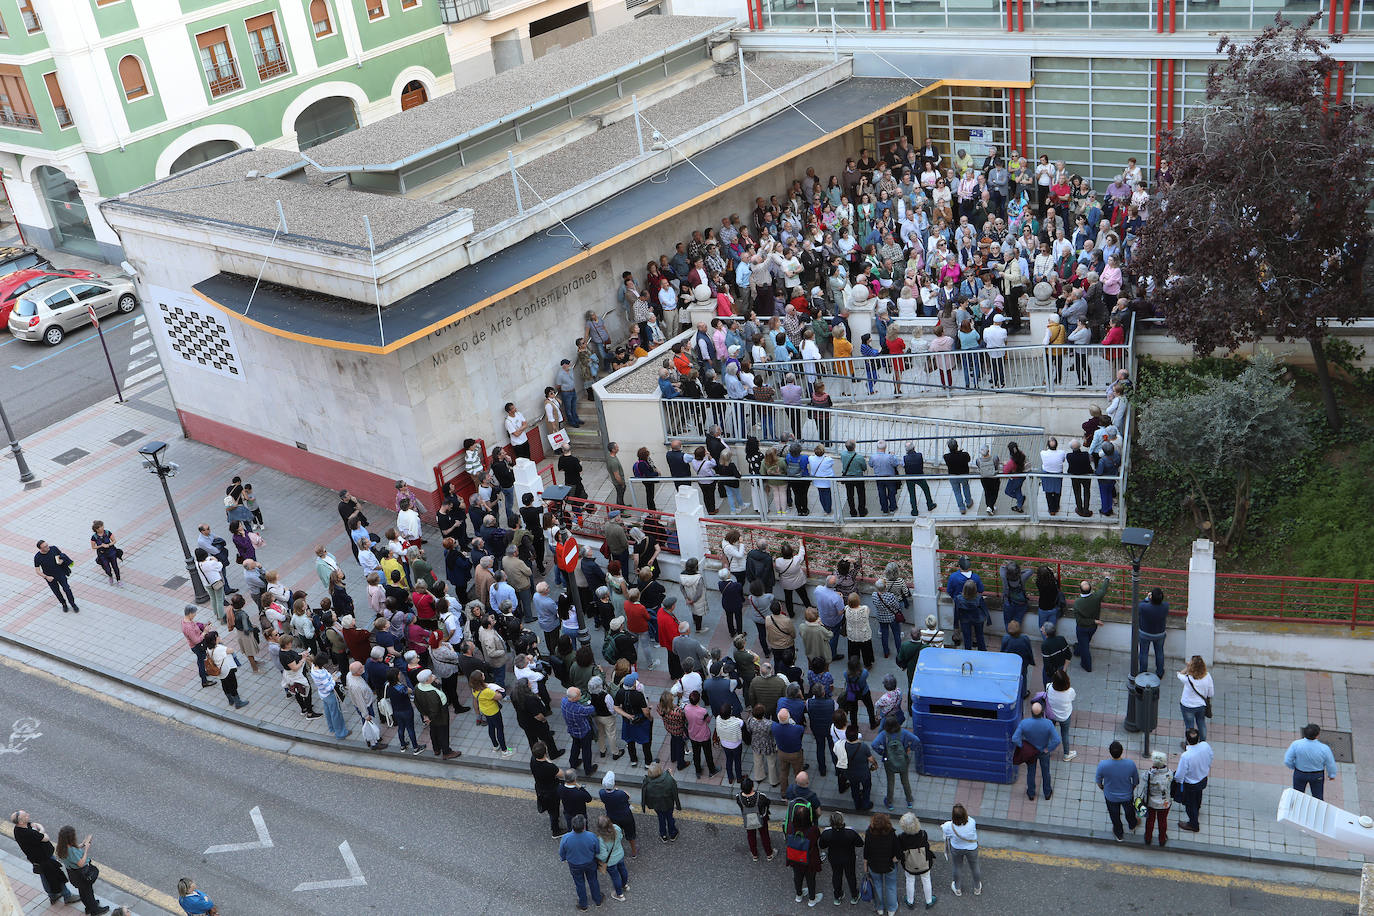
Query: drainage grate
162 576 188 590
110 429 145 447
1323 730 1354 763
52 447 89 466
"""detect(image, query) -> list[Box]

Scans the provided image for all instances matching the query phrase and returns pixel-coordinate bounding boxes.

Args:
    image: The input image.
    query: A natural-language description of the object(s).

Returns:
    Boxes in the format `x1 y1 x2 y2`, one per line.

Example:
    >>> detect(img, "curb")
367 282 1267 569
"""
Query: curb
0 628 1361 877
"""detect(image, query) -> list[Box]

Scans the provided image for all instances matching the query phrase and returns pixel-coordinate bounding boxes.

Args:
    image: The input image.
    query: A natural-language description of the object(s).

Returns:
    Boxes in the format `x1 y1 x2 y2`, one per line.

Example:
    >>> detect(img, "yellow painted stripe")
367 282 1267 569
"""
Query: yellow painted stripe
0 821 182 914
3 656 1355 907
205 76 998 355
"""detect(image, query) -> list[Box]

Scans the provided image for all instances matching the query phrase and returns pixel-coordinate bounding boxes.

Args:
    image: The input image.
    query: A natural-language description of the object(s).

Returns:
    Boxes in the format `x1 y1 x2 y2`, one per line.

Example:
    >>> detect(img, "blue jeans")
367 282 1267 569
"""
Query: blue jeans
878 619 902 656
570 731 597 775
569 862 603 908
1076 622 1097 671
876 480 898 514
1002 600 1027 632
961 352 980 388
951 477 972 512
321 691 350 739
486 707 508 751
560 389 582 426
395 710 419 748
1025 751 1052 797
655 808 678 839
816 487 833 514
723 744 743 782
828 627 843 659
1138 631 1166 677
873 869 899 913
1180 703 1207 742
1056 713 1072 753
958 619 986 651
1005 475 1025 510
1098 478 1116 514
604 859 628 895
1293 769 1326 800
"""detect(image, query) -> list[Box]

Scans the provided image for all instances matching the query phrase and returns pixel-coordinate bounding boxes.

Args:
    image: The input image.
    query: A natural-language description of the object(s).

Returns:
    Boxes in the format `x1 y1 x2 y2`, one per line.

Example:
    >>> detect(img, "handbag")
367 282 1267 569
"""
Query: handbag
79 863 99 884
1186 676 1213 719
376 695 395 725
1169 778 1184 803
859 873 875 903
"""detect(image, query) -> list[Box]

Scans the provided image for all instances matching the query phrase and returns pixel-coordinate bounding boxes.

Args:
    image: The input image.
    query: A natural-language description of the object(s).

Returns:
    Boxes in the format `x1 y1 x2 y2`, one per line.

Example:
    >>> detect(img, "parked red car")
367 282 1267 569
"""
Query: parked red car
0 268 99 325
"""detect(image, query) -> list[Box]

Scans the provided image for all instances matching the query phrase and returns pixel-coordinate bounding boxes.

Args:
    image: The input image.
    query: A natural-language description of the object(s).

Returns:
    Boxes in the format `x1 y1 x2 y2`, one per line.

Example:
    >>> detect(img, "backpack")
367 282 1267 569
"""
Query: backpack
602 630 618 665
785 829 811 863
783 797 815 836
1006 572 1027 607
902 832 935 875
844 672 861 704
204 650 222 677
884 732 909 771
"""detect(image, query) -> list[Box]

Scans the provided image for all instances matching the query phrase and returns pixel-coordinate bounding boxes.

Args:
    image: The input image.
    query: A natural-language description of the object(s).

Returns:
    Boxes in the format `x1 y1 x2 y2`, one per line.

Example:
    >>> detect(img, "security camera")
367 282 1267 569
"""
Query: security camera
650 130 667 151
166 462 180 477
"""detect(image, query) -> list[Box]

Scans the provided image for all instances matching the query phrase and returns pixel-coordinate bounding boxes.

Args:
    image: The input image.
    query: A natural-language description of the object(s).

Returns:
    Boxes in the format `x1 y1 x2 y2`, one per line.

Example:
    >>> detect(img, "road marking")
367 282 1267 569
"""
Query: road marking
0 716 41 754
129 339 152 354
292 841 366 891
0 654 1359 906
126 353 157 370
203 805 274 854
0 820 182 913
134 315 145 325
125 366 163 387
9 314 140 369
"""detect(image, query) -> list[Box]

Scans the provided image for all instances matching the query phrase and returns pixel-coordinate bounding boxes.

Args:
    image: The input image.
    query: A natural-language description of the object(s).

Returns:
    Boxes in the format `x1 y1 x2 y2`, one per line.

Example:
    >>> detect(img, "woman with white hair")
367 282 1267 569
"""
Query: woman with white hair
1140 750 1175 847
898 812 938 909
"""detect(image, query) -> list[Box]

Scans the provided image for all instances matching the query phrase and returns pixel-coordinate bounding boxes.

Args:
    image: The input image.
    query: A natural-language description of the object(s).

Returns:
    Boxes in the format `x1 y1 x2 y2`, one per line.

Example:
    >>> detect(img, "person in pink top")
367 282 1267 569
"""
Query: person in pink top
683 690 719 778
1100 256 1123 297
181 605 216 687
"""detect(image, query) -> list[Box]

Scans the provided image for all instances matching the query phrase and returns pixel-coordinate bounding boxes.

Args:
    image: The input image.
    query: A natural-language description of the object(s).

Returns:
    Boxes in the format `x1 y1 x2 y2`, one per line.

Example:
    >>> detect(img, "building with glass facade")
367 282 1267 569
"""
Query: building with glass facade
685 0 1373 192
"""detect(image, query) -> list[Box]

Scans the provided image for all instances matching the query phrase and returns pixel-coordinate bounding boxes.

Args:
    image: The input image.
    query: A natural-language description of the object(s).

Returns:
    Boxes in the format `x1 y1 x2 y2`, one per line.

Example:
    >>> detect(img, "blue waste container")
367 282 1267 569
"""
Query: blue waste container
910 648 1024 784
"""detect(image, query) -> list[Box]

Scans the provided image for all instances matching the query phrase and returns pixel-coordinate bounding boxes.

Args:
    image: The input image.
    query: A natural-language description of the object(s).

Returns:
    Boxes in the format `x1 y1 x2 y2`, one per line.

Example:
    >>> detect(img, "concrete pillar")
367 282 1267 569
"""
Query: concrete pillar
514 457 543 506
1185 538 1216 666
910 517 940 628
674 484 706 561
1027 286 1056 349
846 284 876 345
686 283 715 331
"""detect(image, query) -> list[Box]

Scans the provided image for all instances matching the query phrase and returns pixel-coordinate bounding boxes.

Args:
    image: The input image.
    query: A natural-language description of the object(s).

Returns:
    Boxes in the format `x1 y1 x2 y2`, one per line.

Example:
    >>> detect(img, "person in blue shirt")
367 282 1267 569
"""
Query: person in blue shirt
945 556 984 603
177 878 215 916
1011 702 1062 800
558 814 604 911
771 709 808 791
1095 741 1140 840
1136 588 1169 678
871 717 923 810
1284 723 1340 801
805 685 837 777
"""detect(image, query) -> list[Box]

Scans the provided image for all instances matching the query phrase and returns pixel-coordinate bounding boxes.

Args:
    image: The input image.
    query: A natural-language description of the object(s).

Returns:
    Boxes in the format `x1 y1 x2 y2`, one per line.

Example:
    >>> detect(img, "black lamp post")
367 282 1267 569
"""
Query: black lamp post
139 441 209 604
1122 526 1155 742
0 394 34 483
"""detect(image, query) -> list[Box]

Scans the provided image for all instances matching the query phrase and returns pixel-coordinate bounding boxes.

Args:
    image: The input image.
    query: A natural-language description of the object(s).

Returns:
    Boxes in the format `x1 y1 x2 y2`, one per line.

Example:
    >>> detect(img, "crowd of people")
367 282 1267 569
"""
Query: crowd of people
625 388 1129 521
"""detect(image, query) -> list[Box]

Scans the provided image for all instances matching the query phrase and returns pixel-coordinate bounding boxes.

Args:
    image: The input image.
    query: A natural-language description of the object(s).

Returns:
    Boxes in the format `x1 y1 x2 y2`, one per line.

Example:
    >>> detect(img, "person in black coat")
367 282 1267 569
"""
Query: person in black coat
745 547 776 592
557 771 593 833
719 573 745 637
10 812 79 905
818 810 864 905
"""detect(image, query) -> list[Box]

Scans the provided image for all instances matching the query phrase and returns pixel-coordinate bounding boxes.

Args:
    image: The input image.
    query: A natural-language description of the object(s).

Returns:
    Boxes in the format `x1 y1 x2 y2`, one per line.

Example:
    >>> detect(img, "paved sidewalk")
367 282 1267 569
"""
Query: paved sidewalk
0 382 1365 869
0 839 176 915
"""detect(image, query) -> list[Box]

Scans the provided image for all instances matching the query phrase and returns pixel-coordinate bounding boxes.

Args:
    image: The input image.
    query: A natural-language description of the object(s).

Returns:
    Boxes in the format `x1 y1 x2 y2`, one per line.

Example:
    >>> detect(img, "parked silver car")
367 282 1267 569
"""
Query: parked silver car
7 275 137 345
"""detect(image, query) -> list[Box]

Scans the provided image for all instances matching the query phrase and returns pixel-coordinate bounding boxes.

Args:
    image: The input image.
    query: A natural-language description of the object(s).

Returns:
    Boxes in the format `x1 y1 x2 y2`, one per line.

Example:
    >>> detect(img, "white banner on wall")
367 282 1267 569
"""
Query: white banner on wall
147 285 244 383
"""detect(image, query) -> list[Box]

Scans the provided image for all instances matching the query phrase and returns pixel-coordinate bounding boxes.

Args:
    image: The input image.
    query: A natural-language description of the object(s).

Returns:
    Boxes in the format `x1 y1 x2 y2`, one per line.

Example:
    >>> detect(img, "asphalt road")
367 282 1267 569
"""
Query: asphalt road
1 307 157 440
0 663 1358 916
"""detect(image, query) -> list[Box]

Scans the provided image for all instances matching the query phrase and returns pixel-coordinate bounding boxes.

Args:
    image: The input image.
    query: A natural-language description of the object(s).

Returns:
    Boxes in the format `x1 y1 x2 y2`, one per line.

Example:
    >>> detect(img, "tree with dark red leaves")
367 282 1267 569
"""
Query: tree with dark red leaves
1133 16 1374 431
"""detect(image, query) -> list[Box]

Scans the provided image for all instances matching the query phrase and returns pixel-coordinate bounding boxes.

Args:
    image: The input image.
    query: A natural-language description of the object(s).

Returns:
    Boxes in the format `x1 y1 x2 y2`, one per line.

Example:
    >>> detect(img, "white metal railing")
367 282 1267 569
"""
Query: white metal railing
660 397 1040 451
759 0 1308 30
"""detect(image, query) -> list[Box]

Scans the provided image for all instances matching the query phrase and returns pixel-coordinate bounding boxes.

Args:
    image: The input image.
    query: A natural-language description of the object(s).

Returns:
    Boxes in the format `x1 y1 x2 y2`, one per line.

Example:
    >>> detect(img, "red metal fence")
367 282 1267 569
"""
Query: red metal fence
565 497 682 556
570 506 1374 628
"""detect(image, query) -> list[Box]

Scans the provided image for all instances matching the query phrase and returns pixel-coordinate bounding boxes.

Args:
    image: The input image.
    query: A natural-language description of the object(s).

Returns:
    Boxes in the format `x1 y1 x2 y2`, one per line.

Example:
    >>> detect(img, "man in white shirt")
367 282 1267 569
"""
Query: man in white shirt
504 402 531 460
982 314 1009 389
1175 728 1213 832
1039 437 1067 516
800 331 822 388
356 538 380 578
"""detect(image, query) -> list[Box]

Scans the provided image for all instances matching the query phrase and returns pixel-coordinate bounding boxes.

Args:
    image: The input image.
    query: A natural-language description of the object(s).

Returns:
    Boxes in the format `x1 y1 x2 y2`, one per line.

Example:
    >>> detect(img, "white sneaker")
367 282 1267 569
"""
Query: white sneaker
796 895 805 903
973 884 983 896
951 882 961 897
808 893 824 908
1064 751 1078 761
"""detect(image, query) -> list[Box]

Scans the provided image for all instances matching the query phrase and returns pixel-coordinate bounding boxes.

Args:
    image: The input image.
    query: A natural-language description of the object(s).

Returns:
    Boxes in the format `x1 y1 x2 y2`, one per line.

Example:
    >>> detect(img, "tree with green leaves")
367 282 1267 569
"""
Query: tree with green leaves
1136 353 1307 550
1133 17 1374 432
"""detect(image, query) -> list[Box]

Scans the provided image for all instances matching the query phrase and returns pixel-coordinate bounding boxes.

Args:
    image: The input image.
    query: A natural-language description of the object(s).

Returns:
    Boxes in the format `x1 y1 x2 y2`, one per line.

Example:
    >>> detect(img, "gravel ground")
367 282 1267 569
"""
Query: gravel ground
309 16 731 168
451 59 824 232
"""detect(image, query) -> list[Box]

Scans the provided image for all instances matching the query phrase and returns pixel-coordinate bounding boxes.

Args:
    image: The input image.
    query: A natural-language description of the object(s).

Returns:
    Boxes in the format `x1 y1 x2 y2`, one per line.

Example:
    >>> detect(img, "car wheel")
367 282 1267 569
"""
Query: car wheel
43 325 64 346
116 293 137 314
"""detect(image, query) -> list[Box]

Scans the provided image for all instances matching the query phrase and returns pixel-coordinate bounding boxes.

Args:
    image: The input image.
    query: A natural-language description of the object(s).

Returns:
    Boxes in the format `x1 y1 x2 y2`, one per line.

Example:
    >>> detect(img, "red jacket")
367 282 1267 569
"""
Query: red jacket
625 601 650 635
657 609 679 651
343 627 372 662
1102 326 1125 346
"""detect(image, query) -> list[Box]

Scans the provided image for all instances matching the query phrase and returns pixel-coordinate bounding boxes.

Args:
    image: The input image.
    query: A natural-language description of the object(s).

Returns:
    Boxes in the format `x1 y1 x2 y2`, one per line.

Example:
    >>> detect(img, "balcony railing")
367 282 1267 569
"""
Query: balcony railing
438 0 490 22
0 109 41 130
21 10 39 32
54 105 72 128
204 59 243 97
253 44 290 81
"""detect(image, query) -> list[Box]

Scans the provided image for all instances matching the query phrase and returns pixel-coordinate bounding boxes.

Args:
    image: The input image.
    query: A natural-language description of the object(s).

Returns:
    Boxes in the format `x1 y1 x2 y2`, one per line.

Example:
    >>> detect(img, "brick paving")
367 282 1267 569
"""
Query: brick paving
0 381 1365 866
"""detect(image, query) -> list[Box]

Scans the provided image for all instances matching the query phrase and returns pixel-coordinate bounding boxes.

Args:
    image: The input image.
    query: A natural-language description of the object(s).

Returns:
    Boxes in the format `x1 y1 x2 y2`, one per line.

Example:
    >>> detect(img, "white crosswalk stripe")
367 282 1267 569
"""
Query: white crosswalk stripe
134 314 145 325
124 365 162 387
126 353 158 370
129 339 152 355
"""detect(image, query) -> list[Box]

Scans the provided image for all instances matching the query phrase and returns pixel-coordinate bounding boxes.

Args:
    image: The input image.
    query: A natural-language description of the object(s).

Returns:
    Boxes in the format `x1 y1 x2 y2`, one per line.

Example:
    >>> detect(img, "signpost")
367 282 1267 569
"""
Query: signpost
88 304 124 403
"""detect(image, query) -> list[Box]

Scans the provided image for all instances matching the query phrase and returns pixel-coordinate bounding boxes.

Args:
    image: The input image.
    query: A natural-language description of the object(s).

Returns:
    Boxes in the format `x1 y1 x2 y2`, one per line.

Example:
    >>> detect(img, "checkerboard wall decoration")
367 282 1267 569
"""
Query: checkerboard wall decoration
157 299 242 380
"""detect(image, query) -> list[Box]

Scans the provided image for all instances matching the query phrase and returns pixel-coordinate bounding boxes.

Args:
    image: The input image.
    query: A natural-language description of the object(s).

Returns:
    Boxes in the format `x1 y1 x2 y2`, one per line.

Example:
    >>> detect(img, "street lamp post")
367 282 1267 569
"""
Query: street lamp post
0 393 34 483
1121 526 1155 748
138 441 209 604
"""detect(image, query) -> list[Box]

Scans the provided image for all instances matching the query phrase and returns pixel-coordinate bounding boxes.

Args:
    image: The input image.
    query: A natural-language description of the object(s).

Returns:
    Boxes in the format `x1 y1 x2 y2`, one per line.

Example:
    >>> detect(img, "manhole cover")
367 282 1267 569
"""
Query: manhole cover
162 575 188 590
110 429 145 447
52 447 89 466
1323 730 1354 763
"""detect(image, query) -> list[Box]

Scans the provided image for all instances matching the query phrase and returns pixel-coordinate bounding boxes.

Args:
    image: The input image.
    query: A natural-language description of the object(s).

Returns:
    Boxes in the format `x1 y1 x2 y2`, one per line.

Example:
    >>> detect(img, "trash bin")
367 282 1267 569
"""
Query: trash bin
911 648 1023 784
1124 672 1161 733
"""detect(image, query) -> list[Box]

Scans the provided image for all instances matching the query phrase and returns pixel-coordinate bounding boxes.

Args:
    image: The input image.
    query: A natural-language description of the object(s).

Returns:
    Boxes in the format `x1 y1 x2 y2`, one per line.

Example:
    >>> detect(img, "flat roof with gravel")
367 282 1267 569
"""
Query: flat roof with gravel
306 15 732 170
104 149 469 253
